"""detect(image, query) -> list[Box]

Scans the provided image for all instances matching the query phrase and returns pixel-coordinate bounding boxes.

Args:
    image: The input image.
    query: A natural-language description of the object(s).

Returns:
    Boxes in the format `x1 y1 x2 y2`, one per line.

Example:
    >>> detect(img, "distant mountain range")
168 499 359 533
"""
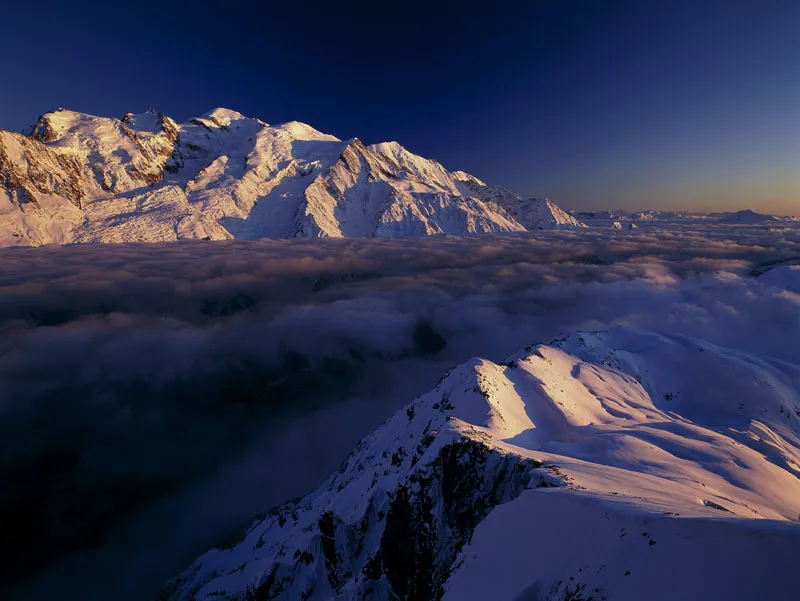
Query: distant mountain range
577 208 795 223
717 209 780 224
0 108 588 247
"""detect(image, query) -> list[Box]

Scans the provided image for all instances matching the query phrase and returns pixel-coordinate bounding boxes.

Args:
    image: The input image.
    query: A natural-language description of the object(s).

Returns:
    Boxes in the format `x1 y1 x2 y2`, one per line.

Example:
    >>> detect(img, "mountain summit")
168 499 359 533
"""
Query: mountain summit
718 209 780 224
0 109 582 246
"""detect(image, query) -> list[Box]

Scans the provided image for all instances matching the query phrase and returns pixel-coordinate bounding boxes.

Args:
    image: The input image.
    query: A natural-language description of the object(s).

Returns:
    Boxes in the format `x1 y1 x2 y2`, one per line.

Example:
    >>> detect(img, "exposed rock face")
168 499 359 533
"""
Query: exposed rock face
374 440 538 601
156 356 561 601
180 441 542 601
0 131 84 208
29 113 61 143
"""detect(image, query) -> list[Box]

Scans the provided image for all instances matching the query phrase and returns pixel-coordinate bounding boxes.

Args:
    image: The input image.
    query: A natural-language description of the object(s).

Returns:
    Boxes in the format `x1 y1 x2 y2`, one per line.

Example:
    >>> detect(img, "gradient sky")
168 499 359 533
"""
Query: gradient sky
1 0 798 214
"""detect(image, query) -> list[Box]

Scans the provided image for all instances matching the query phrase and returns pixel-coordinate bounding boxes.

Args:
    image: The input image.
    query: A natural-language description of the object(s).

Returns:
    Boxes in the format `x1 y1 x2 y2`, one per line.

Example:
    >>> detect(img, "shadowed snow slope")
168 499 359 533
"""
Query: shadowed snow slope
758 264 800 293
0 107 598 246
159 327 800 601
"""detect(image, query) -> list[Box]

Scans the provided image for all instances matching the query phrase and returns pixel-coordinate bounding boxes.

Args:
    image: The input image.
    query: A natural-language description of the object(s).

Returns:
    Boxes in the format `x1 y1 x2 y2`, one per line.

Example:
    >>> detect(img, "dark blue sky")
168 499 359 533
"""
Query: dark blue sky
2 0 798 213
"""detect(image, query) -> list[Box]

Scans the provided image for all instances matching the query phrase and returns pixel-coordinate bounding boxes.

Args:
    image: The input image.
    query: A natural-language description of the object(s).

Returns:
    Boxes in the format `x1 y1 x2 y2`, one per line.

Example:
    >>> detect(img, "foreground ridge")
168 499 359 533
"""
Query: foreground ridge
158 327 800 601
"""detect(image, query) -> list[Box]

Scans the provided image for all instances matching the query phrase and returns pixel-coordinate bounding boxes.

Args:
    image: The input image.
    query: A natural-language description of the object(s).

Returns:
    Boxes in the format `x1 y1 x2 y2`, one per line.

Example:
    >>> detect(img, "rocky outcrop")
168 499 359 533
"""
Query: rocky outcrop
0 131 84 208
29 112 61 143
371 440 539 601
158 441 550 601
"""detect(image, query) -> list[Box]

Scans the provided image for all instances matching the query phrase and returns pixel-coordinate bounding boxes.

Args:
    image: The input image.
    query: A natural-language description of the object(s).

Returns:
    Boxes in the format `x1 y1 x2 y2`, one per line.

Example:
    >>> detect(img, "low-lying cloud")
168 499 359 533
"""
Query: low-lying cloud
1 224 798 601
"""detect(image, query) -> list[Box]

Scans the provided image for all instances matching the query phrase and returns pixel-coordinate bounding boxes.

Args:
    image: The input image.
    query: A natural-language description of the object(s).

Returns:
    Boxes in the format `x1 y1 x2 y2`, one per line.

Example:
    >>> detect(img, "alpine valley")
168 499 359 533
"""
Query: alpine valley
0 108 586 247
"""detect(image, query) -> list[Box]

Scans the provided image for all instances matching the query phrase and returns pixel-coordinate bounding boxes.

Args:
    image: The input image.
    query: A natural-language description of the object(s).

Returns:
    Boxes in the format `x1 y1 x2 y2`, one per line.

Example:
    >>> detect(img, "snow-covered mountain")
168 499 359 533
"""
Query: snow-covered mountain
718 209 780 224
0 108 589 246
507 197 586 229
577 209 719 223
158 327 800 601
453 171 586 230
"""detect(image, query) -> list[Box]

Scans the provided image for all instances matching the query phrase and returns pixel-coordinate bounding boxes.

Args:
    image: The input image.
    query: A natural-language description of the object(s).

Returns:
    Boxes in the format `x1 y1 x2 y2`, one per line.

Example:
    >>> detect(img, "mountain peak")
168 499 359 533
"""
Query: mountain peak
272 120 340 142
28 109 102 142
451 170 486 186
719 209 779 223
196 108 251 129
523 197 587 229
369 140 426 163
120 109 165 134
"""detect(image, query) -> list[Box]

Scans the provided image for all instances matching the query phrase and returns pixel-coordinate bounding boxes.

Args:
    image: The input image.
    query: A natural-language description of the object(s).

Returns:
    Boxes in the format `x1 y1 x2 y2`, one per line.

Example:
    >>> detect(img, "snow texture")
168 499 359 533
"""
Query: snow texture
159 328 800 601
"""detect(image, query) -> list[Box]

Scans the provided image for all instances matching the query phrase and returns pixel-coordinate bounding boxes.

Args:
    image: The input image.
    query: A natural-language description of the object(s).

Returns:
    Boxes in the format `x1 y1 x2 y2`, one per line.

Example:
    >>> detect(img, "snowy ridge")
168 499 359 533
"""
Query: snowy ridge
158 327 800 601
455 172 587 230
0 107 593 246
513 197 587 229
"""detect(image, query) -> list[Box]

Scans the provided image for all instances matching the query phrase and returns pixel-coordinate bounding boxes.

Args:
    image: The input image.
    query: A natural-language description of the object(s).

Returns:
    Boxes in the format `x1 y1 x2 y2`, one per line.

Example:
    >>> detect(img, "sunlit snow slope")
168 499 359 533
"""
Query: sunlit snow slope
158 327 800 601
0 108 592 246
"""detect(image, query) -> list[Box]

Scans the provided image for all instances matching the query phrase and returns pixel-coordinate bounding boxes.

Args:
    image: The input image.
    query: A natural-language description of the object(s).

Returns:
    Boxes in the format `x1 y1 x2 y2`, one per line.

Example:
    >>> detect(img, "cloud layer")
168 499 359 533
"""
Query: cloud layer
1 224 798 600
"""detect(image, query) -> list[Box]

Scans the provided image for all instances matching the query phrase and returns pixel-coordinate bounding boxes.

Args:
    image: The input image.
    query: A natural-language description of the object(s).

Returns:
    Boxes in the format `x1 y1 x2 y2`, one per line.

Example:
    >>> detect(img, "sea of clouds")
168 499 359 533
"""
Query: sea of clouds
1 223 798 601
